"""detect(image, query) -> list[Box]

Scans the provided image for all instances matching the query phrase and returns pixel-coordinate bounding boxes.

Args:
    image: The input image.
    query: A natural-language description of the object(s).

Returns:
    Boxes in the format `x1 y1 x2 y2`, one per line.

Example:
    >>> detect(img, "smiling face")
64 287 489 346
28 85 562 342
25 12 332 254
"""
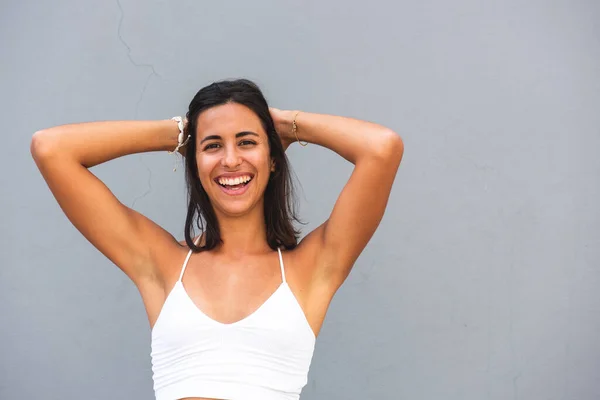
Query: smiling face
195 102 275 218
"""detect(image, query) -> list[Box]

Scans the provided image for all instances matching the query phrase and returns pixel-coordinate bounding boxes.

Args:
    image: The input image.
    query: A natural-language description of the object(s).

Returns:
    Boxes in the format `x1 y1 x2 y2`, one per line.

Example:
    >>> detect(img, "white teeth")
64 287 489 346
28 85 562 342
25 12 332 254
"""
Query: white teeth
218 176 252 186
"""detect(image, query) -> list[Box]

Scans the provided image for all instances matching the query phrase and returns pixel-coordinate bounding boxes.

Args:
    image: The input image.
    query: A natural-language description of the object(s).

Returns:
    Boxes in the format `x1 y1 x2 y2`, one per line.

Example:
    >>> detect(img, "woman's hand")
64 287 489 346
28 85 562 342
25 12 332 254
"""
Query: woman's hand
269 107 296 152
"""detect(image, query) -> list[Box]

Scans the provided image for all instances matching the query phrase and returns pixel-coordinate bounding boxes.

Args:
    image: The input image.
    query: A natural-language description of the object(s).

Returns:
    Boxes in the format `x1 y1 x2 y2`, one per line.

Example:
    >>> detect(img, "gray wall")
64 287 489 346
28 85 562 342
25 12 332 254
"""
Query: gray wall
2 0 599 399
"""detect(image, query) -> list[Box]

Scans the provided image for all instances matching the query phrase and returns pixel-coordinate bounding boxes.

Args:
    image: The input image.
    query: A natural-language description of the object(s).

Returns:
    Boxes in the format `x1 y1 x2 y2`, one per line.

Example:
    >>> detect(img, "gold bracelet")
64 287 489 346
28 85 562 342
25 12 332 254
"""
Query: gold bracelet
292 111 308 146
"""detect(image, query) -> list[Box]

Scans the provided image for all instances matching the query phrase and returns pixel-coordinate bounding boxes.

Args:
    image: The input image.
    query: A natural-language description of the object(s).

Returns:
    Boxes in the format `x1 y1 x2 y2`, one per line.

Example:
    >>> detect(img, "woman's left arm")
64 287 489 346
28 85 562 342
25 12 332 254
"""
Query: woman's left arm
271 108 404 287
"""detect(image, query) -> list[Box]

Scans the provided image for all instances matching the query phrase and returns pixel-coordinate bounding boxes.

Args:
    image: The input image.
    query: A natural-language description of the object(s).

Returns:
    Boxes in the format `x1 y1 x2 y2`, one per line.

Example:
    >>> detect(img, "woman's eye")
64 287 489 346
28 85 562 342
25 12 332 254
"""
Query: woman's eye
203 141 254 151
204 143 220 150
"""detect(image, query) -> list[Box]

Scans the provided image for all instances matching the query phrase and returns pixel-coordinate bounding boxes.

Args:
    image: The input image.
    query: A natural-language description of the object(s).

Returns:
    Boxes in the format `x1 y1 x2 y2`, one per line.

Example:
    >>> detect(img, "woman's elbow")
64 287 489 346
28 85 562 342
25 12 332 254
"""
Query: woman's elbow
30 130 58 161
375 129 404 162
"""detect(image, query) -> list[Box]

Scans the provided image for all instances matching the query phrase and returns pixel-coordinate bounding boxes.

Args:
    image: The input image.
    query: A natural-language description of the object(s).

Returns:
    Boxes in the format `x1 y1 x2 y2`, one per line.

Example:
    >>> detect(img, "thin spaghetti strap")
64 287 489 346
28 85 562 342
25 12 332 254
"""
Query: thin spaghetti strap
277 247 287 284
178 235 202 282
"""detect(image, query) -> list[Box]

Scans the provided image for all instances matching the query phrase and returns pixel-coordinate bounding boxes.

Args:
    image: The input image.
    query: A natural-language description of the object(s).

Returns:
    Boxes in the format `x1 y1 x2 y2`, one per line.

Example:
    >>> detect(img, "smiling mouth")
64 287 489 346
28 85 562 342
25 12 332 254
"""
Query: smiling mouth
214 175 254 191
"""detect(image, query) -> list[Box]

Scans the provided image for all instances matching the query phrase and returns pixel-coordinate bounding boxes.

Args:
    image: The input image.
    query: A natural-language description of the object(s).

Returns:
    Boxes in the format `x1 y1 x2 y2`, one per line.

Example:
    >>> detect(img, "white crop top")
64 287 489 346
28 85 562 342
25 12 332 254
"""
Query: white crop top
150 236 316 400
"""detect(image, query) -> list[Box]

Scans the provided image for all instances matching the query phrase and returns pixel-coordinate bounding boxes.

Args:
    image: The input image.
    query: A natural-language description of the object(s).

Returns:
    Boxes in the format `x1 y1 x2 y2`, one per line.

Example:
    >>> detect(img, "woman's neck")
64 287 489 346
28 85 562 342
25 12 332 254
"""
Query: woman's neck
213 210 271 257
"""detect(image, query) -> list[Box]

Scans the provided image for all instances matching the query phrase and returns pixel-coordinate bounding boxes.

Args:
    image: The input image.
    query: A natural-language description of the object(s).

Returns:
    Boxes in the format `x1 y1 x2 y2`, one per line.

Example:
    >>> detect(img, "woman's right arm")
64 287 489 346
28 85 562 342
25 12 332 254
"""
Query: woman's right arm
30 120 182 286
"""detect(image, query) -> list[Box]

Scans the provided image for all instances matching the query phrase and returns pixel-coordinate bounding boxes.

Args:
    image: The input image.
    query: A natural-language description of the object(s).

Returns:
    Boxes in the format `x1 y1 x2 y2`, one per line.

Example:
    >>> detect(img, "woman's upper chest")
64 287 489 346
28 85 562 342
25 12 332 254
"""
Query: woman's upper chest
182 251 289 320
163 244 327 337
141 237 335 337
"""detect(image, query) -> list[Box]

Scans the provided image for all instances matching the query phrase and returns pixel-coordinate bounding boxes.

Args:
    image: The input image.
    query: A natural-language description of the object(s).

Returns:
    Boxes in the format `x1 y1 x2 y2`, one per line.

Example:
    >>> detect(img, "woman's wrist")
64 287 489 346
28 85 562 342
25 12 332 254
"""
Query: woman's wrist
280 109 301 143
269 108 294 144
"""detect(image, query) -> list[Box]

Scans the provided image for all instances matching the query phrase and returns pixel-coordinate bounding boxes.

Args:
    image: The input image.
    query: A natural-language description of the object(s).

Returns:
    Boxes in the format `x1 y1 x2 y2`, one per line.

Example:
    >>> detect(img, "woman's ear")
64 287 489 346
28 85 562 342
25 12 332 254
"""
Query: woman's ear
270 159 276 172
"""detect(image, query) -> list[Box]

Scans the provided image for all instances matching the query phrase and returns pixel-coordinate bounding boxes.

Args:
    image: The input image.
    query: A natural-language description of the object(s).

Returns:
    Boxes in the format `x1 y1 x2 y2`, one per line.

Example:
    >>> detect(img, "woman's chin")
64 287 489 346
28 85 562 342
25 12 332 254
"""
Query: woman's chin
212 197 261 218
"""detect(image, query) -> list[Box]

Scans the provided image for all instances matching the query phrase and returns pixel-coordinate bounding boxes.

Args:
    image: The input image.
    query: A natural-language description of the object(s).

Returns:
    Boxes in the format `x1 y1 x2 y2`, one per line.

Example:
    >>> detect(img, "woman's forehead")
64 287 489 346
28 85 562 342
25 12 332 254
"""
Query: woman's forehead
196 103 265 138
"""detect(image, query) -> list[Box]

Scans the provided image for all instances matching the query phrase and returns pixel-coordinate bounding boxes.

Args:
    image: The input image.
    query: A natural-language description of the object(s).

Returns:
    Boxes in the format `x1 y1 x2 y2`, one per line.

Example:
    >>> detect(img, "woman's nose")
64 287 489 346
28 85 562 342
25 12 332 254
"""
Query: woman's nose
221 145 242 168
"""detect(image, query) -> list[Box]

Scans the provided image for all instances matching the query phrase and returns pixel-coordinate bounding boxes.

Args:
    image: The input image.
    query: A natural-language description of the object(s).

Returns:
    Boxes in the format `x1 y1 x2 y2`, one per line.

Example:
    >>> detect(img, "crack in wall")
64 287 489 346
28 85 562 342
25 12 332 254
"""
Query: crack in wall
116 0 161 118
115 0 161 209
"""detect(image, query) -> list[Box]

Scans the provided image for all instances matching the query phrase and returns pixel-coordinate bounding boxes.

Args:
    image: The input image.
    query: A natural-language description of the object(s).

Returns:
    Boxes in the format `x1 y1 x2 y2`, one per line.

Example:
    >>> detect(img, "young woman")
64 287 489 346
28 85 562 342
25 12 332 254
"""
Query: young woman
31 79 404 400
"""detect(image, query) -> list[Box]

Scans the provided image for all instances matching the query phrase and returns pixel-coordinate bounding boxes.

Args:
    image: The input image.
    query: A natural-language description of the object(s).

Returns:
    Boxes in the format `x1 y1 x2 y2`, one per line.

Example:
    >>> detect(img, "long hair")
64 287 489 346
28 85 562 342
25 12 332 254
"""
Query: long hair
182 79 302 252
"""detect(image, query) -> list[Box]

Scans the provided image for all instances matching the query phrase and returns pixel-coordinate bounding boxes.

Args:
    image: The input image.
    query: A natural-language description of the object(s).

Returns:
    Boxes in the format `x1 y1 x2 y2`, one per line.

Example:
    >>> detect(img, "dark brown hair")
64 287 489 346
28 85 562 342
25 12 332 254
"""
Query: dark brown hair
182 79 302 252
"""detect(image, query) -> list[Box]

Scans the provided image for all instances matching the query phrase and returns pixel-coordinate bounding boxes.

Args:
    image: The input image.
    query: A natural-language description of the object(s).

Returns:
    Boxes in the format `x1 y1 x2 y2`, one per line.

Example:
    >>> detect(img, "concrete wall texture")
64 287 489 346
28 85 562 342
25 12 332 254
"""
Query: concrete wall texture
2 0 599 399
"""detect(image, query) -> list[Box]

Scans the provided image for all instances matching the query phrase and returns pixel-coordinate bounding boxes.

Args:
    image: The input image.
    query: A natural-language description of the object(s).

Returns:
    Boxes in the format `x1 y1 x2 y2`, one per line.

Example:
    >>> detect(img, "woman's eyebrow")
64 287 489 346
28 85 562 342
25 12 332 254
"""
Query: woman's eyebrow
200 131 259 145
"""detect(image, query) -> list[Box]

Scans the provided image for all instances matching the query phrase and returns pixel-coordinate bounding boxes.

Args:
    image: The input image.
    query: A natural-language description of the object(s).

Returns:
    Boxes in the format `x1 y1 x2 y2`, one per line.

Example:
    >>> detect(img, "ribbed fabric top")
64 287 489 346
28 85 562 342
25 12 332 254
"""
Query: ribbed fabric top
150 236 316 400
